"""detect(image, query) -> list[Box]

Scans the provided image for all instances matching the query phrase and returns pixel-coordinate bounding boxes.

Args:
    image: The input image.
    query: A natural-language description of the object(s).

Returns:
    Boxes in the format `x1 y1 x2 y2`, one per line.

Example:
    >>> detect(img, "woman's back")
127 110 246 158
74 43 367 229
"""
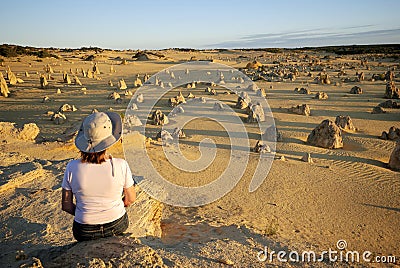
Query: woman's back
62 111 135 241
62 158 133 224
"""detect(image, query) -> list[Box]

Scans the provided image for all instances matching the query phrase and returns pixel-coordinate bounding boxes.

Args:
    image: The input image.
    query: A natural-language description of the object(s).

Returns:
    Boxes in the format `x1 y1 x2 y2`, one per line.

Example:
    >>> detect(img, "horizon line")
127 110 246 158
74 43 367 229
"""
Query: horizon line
1 42 400 52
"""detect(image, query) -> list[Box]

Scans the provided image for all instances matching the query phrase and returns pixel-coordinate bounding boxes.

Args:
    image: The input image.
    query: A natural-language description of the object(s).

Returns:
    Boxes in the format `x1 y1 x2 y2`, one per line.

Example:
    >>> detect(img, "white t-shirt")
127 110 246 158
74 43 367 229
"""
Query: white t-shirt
62 158 134 224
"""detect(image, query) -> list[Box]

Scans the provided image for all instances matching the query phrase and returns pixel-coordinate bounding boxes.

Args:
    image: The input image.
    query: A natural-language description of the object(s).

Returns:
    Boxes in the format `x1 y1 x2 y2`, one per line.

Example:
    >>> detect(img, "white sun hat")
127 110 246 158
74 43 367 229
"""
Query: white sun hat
75 112 122 153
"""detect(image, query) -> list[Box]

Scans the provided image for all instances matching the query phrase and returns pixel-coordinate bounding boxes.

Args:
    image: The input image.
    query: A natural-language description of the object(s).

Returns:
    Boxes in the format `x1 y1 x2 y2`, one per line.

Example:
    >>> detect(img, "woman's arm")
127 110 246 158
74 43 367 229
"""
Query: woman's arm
62 189 76 216
123 186 136 207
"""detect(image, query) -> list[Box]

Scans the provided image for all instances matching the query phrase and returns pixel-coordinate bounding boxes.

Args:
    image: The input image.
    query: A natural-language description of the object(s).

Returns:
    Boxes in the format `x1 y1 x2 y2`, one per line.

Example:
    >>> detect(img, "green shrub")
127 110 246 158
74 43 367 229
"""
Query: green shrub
36 50 59 59
0 45 19 57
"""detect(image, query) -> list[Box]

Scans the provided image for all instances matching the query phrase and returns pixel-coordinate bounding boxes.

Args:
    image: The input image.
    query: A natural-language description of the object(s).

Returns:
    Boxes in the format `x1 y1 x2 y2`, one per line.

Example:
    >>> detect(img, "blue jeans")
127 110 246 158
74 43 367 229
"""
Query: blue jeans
72 212 129 242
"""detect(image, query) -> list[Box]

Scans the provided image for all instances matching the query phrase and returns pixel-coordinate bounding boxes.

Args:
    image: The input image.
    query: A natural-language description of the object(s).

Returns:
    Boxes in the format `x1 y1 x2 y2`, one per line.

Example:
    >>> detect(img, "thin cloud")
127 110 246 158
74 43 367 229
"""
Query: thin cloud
239 27 331 40
206 26 400 48
342 24 375 30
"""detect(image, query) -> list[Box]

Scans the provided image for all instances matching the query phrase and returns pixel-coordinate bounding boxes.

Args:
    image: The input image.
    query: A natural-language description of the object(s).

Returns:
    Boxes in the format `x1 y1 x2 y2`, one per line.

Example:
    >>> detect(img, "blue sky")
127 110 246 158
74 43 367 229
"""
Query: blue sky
1 0 399 49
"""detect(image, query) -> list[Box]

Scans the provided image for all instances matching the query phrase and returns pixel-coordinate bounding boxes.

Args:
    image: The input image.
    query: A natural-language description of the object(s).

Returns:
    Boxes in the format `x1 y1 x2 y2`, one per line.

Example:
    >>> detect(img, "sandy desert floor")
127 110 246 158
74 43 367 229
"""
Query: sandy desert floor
0 48 399 267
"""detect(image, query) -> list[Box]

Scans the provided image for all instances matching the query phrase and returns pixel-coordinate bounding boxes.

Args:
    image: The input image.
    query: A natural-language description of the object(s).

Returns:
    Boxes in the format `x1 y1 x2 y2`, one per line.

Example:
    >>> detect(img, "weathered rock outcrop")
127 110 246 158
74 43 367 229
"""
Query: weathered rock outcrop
385 70 395 81
134 77 142 87
124 114 142 127
379 100 399 109
307 119 343 149
289 104 311 116
109 92 121 100
118 79 127 90
384 81 399 99
0 72 10 97
372 106 386 114
350 86 362 94
236 92 251 110
6 67 17 85
35 236 165 267
172 127 186 139
51 112 67 125
0 122 40 141
246 60 263 69
73 75 82 86
314 92 328 99
247 103 265 123
156 130 173 143
135 93 144 103
126 186 164 237
58 104 77 113
169 92 185 107
40 74 48 89
253 140 271 153
294 87 310 94
380 126 400 140
388 142 400 171
151 110 169 125
301 153 314 163
63 72 71 84
335 115 357 131
315 73 330 84
213 102 224 111
256 88 266 97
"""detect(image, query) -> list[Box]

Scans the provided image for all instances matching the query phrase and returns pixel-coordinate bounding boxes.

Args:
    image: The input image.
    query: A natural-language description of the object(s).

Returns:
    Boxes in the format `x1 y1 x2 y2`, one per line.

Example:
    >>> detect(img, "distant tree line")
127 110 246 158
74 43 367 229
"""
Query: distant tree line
0 44 109 58
292 44 400 55
0 44 59 58
171 45 400 55
1 43 399 58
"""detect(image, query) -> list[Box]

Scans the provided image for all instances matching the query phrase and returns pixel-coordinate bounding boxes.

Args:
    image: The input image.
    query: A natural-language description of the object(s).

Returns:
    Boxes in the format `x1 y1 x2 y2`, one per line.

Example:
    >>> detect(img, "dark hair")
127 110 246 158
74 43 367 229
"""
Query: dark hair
80 150 106 164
